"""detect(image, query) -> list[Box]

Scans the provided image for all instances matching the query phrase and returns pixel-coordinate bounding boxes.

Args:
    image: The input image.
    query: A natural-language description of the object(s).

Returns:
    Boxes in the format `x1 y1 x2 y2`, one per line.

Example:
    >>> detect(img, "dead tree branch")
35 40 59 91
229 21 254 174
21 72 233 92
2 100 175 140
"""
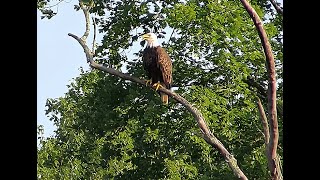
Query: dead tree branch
257 97 270 147
240 0 281 179
68 1 248 179
269 0 283 15
244 77 283 118
79 1 91 41
92 17 96 55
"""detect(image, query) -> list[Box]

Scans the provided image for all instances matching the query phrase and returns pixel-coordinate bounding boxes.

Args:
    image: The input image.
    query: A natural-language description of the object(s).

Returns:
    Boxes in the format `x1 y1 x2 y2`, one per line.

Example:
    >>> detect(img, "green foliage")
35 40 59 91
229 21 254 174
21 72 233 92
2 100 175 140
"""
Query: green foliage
37 0 59 19
38 0 283 179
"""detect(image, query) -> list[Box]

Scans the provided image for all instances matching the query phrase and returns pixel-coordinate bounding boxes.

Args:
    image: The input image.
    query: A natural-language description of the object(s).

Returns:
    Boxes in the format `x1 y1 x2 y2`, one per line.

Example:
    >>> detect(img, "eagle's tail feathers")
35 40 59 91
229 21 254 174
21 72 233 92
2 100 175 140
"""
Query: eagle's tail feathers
161 93 169 105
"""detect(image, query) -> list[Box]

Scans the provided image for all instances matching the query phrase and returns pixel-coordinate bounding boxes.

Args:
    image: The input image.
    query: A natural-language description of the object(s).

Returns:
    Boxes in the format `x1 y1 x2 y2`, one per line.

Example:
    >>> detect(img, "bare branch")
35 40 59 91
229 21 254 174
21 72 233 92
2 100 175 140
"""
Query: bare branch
269 0 283 15
240 0 280 179
92 17 96 55
275 154 283 180
68 33 93 63
256 97 270 146
244 78 283 118
68 2 248 179
79 2 90 41
256 96 274 179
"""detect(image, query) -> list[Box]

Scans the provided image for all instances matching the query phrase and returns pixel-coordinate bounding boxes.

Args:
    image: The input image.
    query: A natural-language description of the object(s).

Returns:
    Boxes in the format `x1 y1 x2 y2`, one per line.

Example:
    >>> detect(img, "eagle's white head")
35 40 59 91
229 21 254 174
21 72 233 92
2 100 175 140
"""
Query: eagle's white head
142 33 160 48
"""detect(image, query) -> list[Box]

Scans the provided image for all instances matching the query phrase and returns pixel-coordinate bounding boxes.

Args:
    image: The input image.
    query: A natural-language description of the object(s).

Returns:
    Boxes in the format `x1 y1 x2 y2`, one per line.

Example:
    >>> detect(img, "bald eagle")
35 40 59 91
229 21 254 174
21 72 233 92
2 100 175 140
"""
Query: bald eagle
142 33 172 105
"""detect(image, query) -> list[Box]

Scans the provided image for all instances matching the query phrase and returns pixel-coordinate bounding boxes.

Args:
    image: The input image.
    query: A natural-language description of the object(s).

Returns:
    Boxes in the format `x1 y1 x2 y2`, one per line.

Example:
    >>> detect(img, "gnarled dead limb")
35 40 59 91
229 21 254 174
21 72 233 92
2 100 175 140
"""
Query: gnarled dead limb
240 0 281 179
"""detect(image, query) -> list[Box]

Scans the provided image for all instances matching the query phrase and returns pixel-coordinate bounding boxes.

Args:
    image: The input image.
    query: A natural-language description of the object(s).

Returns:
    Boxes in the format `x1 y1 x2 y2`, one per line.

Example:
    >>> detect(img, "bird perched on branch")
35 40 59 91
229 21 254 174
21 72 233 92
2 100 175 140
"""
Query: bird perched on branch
142 33 172 105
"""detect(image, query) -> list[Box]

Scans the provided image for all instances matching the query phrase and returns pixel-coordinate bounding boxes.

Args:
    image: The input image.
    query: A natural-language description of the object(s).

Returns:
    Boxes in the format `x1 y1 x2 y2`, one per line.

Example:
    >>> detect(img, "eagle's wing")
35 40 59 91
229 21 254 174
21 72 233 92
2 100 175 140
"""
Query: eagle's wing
142 48 153 79
156 47 172 88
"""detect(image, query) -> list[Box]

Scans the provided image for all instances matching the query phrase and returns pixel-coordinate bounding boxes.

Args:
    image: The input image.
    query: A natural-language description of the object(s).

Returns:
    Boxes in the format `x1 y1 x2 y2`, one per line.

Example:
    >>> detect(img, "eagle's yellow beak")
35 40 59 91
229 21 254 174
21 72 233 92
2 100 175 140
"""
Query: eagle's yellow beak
142 34 149 40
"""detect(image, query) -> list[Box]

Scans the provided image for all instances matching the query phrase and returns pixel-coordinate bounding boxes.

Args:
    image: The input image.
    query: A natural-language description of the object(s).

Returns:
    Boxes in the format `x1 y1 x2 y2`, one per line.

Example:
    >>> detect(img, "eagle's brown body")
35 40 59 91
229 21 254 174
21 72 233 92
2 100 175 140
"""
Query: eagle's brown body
142 36 172 105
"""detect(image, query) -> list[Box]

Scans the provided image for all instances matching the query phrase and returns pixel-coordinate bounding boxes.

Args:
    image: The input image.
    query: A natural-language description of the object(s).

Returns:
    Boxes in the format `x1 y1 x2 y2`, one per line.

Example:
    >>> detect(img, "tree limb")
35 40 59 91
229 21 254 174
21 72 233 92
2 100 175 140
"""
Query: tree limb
244 77 283 118
269 0 283 15
256 97 270 146
79 2 90 41
239 0 281 179
68 1 248 179
92 17 96 55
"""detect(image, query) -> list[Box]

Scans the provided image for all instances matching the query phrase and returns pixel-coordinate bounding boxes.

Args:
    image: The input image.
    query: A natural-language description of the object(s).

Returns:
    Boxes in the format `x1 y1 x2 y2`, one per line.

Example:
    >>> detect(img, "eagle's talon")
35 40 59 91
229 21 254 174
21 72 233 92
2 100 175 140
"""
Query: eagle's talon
152 82 164 91
145 79 152 86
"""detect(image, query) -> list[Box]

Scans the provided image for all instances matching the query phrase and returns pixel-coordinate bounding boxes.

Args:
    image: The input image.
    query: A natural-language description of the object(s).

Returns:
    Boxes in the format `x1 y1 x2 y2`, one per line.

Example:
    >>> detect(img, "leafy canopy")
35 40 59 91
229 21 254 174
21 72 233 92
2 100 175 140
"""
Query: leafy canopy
38 0 282 179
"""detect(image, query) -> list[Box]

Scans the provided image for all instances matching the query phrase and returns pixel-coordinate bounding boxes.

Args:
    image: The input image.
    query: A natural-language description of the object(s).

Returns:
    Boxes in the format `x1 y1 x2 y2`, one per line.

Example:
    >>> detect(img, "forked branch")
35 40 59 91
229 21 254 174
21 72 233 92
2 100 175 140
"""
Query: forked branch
240 0 281 179
68 1 248 179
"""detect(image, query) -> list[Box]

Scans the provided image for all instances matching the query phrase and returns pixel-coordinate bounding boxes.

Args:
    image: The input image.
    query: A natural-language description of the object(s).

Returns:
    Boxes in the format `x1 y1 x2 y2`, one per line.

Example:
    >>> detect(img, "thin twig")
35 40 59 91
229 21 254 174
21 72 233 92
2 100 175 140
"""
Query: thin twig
42 0 72 9
167 28 175 44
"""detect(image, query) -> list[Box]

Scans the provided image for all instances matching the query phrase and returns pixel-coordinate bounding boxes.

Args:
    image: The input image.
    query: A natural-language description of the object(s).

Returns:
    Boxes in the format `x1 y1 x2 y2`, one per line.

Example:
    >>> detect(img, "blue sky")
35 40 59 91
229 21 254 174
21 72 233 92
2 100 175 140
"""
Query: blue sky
37 1 91 138
37 1 161 139
38 0 282 140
